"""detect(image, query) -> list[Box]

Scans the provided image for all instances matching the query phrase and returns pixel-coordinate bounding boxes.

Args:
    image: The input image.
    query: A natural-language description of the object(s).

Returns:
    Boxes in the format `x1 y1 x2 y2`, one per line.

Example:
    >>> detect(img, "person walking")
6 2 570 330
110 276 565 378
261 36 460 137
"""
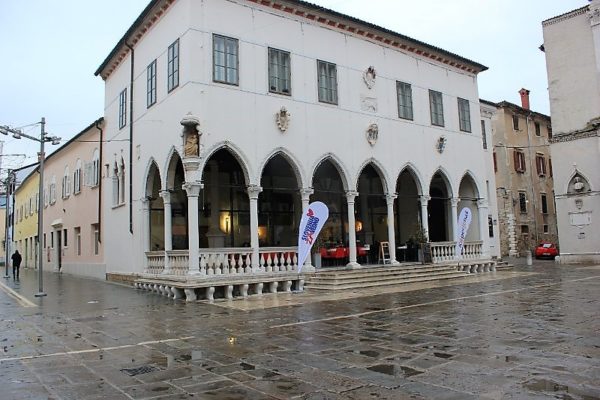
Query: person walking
11 250 22 280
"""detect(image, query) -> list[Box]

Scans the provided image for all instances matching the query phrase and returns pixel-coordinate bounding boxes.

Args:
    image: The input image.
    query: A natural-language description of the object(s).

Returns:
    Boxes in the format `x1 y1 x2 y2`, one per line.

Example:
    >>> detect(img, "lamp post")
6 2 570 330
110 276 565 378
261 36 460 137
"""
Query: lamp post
1 118 61 297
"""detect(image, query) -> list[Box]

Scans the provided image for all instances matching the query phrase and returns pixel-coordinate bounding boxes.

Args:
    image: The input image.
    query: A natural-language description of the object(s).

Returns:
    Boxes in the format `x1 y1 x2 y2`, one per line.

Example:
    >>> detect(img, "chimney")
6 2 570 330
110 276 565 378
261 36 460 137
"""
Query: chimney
519 88 530 110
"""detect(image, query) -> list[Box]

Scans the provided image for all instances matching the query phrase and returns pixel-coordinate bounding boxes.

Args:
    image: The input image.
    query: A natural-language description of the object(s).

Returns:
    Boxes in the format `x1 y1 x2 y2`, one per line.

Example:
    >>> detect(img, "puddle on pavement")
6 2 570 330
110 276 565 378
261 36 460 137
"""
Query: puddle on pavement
240 362 255 370
525 379 569 393
151 386 170 392
433 352 453 359
359 350 380 358
367 364 423 377
150 355 174 368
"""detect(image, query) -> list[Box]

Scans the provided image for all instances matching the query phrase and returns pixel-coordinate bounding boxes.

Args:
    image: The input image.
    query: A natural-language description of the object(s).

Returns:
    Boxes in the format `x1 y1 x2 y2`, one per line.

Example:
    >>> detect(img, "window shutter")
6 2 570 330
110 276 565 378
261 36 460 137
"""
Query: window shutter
549 159 553 177
536 156 541 175
84 162 92 187
493 152 497 173
513 150 519 172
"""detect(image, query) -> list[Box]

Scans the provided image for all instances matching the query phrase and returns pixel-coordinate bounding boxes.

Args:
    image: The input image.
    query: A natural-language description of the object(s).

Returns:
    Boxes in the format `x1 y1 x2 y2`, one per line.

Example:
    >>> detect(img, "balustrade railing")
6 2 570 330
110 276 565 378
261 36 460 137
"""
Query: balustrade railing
259 247 299 272
430 241 484 263
145 247 301 276
145 251 165 274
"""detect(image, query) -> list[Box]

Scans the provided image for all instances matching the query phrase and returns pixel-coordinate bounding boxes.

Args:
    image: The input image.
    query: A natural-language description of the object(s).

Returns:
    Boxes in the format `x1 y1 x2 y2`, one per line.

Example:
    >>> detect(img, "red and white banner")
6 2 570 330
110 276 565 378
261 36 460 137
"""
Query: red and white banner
455 207 473 260
297 202 329 273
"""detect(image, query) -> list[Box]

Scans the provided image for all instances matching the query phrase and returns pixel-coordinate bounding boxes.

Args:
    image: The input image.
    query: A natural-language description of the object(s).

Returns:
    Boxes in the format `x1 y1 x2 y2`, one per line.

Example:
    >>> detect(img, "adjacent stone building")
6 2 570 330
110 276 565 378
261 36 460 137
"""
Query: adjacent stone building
483 91 557 257
542 1 600 263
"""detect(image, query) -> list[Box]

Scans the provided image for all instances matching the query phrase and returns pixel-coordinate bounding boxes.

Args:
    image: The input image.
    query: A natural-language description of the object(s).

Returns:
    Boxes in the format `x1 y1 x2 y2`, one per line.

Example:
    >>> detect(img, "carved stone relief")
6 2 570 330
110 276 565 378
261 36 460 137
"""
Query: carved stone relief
276 107 291 132
363 66 376 89
366 123 378 146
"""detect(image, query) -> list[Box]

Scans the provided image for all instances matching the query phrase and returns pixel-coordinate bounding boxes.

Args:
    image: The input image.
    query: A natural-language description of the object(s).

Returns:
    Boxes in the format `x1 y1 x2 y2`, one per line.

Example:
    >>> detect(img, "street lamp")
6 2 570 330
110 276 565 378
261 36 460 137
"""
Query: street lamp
0 118 61 297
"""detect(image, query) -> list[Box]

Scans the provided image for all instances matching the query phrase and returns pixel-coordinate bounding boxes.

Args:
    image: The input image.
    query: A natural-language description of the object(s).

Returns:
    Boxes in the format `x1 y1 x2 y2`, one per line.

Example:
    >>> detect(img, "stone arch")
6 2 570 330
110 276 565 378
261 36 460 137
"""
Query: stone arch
143 158 162 198
310 153 351 191
258 148 306 189
427 167 454 198
428 168 453 242
458 172 482 242
458 170 481 200
200 141 253 186
396 163 424 196
355 158 390 194
164 147 183 190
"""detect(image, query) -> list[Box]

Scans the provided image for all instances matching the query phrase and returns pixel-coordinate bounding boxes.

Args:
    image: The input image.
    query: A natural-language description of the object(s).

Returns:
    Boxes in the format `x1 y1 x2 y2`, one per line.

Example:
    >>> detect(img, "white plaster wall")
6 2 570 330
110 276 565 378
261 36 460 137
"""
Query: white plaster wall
543 10 600 134
101 0 493 273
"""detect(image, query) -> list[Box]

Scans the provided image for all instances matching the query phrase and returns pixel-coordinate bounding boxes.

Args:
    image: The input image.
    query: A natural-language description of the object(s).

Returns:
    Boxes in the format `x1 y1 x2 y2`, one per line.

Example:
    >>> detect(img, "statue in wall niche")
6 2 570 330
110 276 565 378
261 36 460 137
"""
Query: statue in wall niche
573 176 584 192
181 113 202 158
184 131 199 157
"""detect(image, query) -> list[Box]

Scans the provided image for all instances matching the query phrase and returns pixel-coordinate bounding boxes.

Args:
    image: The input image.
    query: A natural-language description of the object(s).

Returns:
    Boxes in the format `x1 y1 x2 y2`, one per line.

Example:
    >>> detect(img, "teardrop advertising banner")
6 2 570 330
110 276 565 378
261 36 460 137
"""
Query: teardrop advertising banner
297 202 329 273
455 207 473 260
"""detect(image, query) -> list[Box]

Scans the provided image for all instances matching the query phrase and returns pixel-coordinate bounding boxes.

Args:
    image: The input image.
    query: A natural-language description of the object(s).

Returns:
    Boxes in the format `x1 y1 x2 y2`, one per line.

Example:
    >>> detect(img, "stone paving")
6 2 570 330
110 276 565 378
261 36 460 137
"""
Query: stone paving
0 260 599 399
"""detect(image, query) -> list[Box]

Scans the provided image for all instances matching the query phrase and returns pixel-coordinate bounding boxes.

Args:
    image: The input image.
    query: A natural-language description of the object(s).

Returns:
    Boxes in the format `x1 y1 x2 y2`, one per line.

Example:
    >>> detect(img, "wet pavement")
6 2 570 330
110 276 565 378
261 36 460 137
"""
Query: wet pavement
0 260 599 399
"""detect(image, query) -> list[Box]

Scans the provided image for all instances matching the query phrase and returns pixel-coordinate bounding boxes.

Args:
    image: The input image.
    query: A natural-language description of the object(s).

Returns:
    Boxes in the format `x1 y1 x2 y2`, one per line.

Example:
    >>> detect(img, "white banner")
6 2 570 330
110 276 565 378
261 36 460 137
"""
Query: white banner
455 207 473 260
297 202 329 273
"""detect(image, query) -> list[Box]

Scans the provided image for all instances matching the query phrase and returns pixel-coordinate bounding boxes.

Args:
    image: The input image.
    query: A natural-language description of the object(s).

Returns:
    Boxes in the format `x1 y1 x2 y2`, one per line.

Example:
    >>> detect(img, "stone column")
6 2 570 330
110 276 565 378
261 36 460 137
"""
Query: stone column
183 182 203 275
346 191 361 269
141 197 150 273
419 195 430 241
248 185 262 272
386 193 399 265
160 190 173 274
450 197 459 243
477 199 490 258
300 188 315 272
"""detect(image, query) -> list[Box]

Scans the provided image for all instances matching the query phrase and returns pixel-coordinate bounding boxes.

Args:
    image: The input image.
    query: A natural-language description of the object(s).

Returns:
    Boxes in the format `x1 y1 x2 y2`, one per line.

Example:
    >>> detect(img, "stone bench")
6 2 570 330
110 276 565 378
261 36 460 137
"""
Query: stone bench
134 273 306 302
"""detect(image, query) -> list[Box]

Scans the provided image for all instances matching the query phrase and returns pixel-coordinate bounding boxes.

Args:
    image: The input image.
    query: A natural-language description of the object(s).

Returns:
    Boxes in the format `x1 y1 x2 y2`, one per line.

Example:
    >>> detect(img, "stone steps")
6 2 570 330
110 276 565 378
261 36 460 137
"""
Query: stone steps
495 260 514 270
305 264 470 291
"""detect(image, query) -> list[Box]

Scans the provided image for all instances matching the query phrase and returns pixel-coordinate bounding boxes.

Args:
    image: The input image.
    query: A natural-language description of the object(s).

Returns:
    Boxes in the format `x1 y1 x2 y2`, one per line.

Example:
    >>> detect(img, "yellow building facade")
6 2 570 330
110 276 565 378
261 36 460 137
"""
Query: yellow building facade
13 171 39 268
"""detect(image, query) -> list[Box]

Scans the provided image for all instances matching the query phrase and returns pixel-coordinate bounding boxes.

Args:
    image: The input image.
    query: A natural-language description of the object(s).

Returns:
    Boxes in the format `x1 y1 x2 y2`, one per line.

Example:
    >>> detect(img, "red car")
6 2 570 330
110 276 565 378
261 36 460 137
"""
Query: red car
535 242 558 259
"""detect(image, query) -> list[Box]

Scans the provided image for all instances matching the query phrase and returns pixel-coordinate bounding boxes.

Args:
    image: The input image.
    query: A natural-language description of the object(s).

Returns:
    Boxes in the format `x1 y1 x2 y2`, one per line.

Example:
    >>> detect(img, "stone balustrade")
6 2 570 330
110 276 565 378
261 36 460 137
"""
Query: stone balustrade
430 241 484 263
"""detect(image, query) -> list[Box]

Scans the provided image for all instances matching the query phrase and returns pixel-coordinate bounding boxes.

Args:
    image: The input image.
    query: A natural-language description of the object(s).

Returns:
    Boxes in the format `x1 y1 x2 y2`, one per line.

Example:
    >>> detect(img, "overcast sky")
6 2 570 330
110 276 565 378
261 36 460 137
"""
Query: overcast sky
0 0 587 173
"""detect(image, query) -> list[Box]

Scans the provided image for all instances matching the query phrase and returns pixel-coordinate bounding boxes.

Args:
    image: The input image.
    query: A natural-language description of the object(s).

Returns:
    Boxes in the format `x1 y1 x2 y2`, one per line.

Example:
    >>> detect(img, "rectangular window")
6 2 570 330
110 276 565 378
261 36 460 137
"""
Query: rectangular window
547 125 553 139
488 215 494 238
481 120 487 149
317 60 338 104
458 98 471 132
213 34 239 85
541 193 548 214
63 229 68 247
268 48 291 95
493 152 497 173
543 224 549 234
396 81 413 120
519 192 527 213
75 227 81 256
118 88 127 129
535 122 541 136
514 150 526 173
512 114 519 130
429 90 444 127
74 168 81 194
167 39 179 92
536 154 547 176
521 225 529 234
549 158 553 177
147 59 157 107
43 233 46 248
93 224 100 255
51 232 54 248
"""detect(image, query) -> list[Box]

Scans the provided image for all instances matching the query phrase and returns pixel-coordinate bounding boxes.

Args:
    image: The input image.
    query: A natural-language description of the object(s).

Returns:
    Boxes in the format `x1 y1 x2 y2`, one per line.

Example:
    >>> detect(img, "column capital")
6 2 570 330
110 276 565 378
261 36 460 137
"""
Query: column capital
300 187 314 201
247 185 263 200
419 195 431 206
451 197 460 206
183 181 203 197
385 193 397 204
477 199 489 209
346 190 359 202
140 196 151 208
159 190 172 204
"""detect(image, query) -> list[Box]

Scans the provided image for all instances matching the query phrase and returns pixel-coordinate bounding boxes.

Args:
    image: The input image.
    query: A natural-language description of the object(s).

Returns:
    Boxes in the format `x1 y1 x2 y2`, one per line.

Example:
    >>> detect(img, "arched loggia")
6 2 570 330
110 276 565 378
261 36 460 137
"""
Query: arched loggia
428 171 452 242
145 162 164 251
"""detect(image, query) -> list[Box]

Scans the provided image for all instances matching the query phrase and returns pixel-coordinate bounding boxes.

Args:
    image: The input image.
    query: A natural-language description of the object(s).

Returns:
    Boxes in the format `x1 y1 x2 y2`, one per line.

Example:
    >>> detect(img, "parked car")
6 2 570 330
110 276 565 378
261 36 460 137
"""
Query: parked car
535 242 558 259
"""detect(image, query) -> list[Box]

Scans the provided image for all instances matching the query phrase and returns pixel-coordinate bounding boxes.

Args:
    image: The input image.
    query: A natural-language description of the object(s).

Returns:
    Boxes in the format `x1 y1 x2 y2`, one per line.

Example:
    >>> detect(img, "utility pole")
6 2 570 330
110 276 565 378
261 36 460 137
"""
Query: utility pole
0 119 61 296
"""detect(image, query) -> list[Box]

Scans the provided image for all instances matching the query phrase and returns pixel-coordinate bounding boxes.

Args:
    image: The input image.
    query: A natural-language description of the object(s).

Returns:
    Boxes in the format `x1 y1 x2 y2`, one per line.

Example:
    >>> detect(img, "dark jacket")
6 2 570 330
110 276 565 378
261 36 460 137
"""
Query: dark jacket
11 252 22 267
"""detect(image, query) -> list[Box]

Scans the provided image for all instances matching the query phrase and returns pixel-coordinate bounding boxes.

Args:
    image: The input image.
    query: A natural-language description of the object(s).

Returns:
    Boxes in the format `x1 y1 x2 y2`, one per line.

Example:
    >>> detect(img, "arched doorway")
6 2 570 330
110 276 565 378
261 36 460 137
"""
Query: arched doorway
166 153 188 250
145 162 164 251
259 154 301 246
312 159 347 248
200 149 250 248
395 168 421 261
428 171 451 242
458 174 480 241
356 164 386 257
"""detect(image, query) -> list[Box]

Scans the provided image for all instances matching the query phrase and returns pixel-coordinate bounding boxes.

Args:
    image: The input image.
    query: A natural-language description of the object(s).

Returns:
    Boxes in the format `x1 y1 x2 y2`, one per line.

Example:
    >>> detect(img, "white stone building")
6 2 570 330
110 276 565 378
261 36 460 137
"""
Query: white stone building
542 1 600 263
95 0 496 281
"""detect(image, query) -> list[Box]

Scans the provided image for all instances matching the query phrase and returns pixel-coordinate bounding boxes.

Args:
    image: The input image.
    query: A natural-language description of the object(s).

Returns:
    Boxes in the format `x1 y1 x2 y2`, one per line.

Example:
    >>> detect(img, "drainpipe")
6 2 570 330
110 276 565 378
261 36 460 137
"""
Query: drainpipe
525 113 538 251
95 120 103 243
126 43 134 234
